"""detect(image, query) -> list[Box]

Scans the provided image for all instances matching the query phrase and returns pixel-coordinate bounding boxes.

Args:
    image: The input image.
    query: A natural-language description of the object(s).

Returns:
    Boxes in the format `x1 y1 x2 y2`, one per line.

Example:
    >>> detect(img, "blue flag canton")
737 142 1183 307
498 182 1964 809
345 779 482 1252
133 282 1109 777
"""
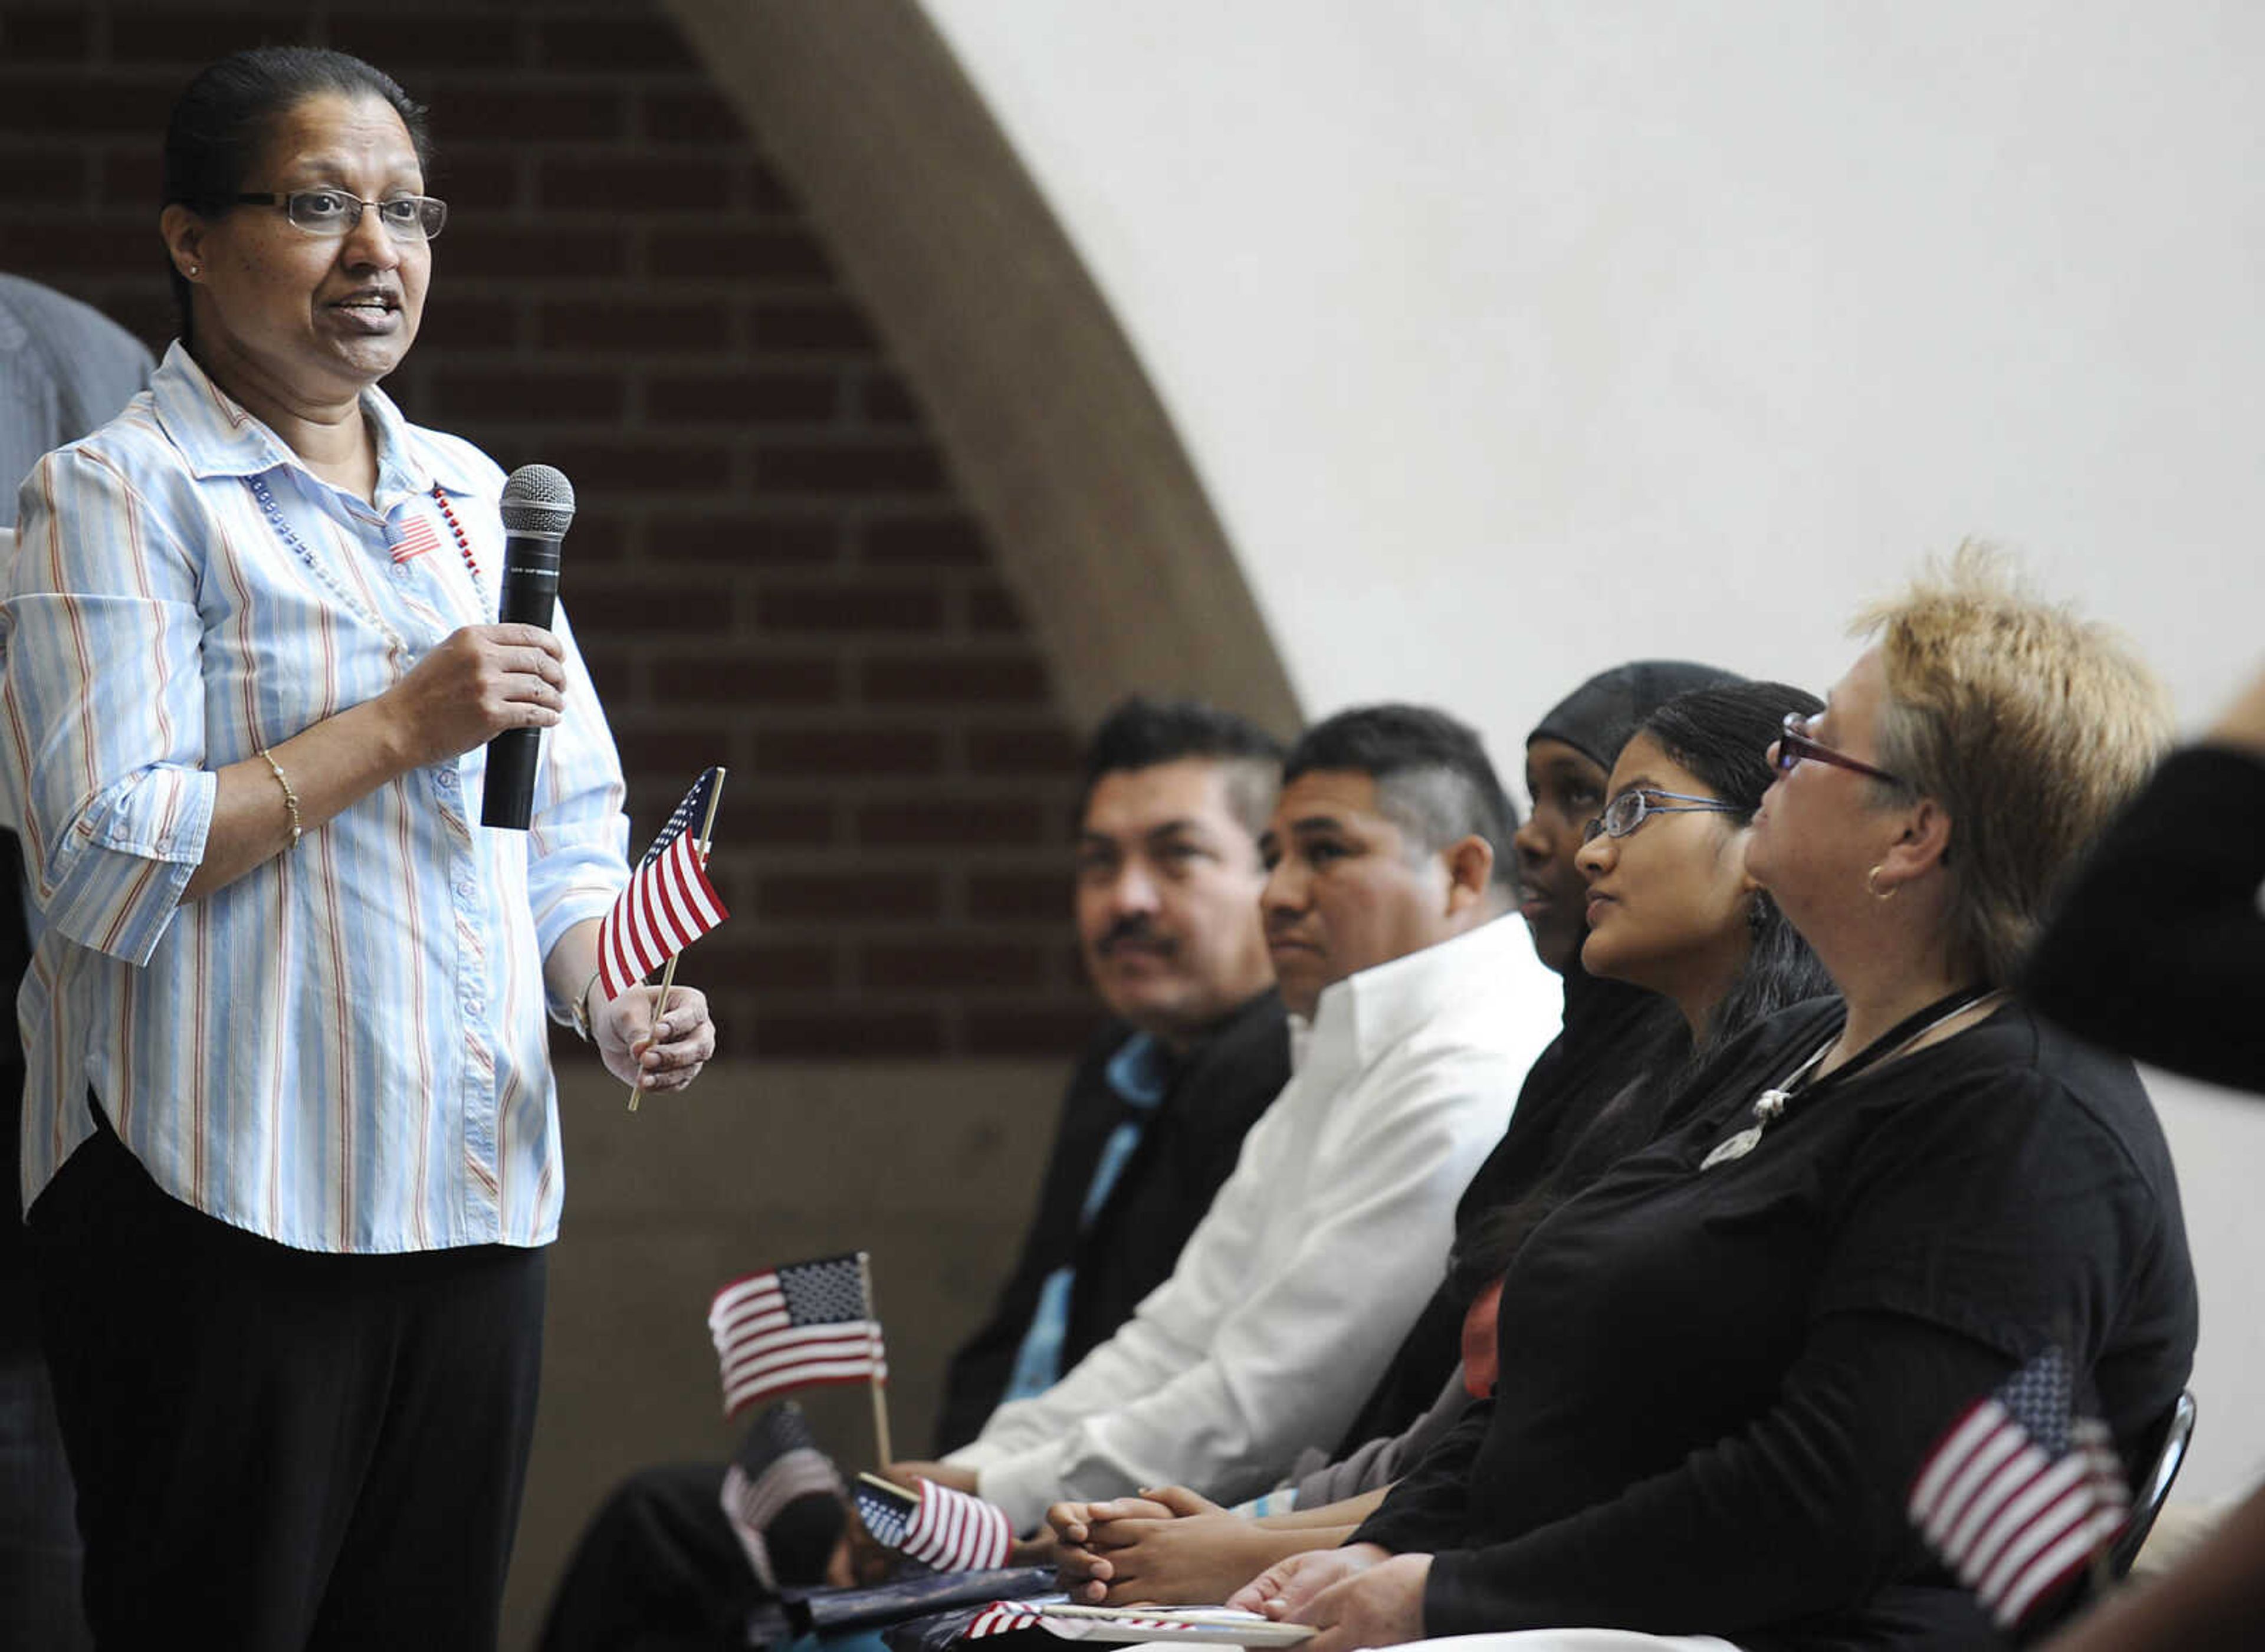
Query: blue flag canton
780 1254 869 1326
854 1481 914 1549
642 767 721 869
1999 1345 2076 1458
734 1400 822 1478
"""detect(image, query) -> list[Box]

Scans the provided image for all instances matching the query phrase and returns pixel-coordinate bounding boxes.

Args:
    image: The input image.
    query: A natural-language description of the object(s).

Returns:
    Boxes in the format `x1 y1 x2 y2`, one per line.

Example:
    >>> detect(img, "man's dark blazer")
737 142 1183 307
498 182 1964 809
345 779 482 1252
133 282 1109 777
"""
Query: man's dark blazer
930 989 1292 1454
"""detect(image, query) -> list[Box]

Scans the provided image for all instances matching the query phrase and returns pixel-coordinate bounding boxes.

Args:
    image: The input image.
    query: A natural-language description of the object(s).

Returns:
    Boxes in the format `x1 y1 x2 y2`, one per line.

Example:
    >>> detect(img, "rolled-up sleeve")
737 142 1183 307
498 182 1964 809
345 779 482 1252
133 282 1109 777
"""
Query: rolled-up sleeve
523 600 631 963
3 451 214 965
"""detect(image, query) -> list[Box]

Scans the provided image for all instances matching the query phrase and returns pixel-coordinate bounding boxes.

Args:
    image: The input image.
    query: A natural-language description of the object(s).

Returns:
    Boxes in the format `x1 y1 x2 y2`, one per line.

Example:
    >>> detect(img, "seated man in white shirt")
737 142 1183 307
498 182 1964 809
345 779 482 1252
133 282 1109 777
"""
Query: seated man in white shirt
891 704 1561 1533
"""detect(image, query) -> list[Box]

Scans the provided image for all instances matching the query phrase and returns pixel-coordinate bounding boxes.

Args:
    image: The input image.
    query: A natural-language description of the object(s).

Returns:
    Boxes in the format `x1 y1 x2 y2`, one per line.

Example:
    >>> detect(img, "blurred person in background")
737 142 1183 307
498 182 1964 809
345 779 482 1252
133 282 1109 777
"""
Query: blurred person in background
0 268 155 1652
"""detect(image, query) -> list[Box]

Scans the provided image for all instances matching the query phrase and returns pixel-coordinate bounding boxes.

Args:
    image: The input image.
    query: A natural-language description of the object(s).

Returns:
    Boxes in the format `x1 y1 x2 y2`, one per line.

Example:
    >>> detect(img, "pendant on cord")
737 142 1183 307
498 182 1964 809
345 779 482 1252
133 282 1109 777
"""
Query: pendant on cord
1700 1086 1793 1170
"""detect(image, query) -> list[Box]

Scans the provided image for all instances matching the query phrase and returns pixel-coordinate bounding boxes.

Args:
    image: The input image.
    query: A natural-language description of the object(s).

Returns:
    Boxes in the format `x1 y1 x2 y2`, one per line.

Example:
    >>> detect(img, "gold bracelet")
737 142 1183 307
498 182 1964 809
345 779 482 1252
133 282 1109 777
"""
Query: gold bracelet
570 967 602 1042
260 749 302 851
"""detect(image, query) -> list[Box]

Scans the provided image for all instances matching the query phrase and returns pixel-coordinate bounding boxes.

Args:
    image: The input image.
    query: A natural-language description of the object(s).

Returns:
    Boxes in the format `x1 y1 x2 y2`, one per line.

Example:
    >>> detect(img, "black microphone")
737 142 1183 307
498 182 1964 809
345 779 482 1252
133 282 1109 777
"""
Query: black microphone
480 464 576 831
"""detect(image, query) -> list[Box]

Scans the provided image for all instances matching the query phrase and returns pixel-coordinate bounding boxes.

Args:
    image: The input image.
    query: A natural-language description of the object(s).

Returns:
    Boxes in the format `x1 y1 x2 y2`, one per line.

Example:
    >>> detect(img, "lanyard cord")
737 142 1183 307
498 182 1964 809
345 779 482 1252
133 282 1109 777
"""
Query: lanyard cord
1701 984 2001 1171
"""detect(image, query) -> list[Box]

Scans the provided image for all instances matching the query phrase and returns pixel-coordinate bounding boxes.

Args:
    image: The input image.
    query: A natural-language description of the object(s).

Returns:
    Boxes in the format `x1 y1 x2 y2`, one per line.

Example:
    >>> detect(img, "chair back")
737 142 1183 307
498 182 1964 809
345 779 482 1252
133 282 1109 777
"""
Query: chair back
2108 1387 2197 1577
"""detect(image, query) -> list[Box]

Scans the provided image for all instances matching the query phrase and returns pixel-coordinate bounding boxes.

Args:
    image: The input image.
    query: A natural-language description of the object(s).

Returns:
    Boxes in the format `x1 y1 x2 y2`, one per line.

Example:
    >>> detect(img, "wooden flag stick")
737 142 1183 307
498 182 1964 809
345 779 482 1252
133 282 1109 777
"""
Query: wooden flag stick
625 770 729 1112
859 1249 894 1468
624 958 679 1115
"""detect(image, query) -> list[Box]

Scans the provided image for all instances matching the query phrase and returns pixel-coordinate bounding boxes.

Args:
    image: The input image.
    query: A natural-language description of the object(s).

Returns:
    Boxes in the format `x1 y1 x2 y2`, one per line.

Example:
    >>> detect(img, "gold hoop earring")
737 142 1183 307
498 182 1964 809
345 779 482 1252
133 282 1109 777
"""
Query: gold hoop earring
1867 865 1894 901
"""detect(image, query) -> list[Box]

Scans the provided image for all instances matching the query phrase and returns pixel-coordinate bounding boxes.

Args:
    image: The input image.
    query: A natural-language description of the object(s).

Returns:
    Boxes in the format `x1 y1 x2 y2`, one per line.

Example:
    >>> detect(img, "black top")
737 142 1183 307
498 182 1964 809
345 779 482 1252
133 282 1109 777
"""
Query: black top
930 990 1292 1454
1331 968 1685 1454
1354 998 2197 1651
2024 744 2265 1092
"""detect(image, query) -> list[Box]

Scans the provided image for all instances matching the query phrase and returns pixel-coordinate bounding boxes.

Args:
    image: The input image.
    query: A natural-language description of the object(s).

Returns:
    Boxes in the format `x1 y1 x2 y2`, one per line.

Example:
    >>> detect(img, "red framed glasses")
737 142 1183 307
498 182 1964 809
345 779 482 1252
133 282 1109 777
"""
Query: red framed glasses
1771 711 1908 789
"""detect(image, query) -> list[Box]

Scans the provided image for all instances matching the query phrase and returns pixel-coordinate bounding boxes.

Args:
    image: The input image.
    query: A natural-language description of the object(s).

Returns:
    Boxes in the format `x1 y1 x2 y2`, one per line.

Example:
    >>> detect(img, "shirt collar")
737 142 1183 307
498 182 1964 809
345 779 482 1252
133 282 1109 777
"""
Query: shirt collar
1292 914 1529 1077
1104 1032 1173 1112
147 340 483 500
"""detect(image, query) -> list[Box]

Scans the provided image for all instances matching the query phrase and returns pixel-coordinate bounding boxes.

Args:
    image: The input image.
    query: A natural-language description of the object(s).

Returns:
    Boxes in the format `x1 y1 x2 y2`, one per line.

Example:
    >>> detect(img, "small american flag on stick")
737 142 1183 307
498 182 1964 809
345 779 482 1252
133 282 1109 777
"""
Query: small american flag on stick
598 767 728 1003
721 1402 847 1591
854 1474 1012 1572
1907 1345 2131 1631
708 1251 888 1420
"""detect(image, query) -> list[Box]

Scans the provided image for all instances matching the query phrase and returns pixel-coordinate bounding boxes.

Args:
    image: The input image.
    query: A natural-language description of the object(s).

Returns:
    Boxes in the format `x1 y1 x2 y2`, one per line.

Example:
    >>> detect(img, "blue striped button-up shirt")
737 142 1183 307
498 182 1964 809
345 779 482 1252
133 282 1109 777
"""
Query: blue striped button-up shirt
2 342 631 1253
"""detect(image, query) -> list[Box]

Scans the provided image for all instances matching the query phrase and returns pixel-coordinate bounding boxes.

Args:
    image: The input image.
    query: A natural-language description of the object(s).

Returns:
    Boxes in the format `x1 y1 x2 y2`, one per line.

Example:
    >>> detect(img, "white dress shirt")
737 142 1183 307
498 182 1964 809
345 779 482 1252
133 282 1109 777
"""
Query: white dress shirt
949 914 1560 1529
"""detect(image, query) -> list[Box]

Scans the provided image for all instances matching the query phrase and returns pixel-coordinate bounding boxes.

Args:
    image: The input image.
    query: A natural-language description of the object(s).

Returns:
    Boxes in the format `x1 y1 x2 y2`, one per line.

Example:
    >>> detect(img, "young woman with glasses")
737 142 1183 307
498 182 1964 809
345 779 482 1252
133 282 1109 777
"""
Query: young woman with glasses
1233 553 2196 1652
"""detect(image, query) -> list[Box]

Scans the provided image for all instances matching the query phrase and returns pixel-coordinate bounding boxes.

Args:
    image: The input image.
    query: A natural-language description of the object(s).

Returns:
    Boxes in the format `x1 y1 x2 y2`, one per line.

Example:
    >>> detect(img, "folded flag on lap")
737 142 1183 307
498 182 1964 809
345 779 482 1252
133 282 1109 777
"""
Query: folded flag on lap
1907 1344 2131 1630
964 1600 1045 1638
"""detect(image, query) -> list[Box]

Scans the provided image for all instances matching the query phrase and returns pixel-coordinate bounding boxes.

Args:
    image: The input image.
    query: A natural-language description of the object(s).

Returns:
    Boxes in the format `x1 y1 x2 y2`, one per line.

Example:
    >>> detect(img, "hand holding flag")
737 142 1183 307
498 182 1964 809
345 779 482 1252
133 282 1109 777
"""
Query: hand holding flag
599 766 728 1108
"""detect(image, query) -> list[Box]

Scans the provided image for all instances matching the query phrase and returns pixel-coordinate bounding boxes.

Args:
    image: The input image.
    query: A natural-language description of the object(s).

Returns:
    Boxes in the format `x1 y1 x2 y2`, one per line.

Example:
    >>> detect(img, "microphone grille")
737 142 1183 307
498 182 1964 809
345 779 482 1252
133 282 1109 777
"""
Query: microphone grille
500 464 576 536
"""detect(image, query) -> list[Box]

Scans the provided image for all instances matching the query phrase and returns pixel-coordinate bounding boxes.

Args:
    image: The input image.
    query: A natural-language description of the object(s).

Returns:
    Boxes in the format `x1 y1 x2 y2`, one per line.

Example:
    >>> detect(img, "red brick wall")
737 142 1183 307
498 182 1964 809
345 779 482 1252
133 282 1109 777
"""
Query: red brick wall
0 1 1100 1060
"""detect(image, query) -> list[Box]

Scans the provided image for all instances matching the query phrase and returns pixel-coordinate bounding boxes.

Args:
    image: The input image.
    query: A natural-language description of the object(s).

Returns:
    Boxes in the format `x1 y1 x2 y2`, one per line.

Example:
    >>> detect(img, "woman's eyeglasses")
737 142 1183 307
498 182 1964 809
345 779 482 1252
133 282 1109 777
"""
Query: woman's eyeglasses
1770 711 1906 788
233 190 448 242
1581 788 1743 843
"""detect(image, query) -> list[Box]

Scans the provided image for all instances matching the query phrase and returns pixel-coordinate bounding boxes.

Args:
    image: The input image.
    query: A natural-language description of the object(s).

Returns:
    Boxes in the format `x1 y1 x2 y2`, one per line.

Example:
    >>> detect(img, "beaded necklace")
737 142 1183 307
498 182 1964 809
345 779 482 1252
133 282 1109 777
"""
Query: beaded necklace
247 474 482 656
403 485 480 582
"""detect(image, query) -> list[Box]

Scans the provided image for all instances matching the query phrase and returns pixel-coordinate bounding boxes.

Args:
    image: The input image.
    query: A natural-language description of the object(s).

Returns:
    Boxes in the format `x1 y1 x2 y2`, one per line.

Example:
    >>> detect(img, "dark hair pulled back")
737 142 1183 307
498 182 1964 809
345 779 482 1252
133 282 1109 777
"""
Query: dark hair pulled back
1635 680 1832 1059
162 46 431 345
1446 680 1834 1301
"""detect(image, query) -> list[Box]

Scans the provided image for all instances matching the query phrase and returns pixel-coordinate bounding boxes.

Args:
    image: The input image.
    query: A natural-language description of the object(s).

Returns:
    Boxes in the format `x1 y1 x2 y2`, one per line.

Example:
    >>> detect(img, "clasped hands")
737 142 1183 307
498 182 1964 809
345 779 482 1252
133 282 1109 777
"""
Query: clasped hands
1227 1543 1432 1652
1047 1491 1430 1652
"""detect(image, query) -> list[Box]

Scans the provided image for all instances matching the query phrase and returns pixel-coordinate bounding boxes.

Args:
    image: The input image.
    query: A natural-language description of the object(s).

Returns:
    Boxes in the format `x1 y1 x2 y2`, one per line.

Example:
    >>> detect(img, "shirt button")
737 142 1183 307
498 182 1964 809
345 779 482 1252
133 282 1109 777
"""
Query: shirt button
435 768 458 790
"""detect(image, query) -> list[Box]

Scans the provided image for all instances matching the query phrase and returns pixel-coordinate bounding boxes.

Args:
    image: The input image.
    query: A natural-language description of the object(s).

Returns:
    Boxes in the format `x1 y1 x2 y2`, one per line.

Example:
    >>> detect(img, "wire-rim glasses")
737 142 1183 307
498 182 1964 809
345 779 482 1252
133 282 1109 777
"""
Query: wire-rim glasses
232 190 448 242
1771 711 1906 788
1581 788 1744 843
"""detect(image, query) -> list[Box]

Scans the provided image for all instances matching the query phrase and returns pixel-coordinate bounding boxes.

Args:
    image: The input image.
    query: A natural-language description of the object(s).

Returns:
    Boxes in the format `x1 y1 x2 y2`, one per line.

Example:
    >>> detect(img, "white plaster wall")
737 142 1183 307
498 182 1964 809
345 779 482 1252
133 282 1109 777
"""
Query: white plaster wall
924 0 2265 1501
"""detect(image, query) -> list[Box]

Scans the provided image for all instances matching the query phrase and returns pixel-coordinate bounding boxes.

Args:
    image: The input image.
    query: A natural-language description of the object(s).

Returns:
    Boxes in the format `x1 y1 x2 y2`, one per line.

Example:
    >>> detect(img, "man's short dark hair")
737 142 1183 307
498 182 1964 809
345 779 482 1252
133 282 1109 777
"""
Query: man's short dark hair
1282 704 1519 889
1080 696 1286 835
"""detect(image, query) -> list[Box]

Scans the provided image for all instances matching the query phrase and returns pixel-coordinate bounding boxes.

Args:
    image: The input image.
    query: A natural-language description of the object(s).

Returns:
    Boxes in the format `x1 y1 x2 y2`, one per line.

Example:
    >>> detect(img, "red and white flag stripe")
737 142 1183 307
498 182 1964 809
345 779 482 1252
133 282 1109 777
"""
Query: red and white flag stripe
388 511 441 564
707 1267 886 1419
1910 1402 2127 1628
904 1477 1012 1572
599 830 728 1001
963 1601 1042 1638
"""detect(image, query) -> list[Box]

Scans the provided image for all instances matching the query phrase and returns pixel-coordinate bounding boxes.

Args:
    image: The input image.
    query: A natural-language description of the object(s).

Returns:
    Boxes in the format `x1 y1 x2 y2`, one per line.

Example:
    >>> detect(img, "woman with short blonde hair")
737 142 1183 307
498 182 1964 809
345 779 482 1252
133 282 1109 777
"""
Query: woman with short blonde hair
1236 555 2195 1652
1852 546 2170 985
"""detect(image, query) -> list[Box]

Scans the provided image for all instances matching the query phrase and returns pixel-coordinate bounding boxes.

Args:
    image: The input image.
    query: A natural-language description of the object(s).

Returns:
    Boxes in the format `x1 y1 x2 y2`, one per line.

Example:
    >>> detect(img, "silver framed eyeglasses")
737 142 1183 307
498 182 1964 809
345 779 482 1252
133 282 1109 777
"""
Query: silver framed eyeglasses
232 189 448 242
1582 787 1742 843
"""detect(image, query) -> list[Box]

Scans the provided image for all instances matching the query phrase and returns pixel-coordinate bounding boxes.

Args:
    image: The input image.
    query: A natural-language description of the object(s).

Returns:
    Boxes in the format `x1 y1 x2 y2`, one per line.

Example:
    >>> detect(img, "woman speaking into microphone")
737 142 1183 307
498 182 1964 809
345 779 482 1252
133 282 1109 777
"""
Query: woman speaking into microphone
1 46 714 1647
